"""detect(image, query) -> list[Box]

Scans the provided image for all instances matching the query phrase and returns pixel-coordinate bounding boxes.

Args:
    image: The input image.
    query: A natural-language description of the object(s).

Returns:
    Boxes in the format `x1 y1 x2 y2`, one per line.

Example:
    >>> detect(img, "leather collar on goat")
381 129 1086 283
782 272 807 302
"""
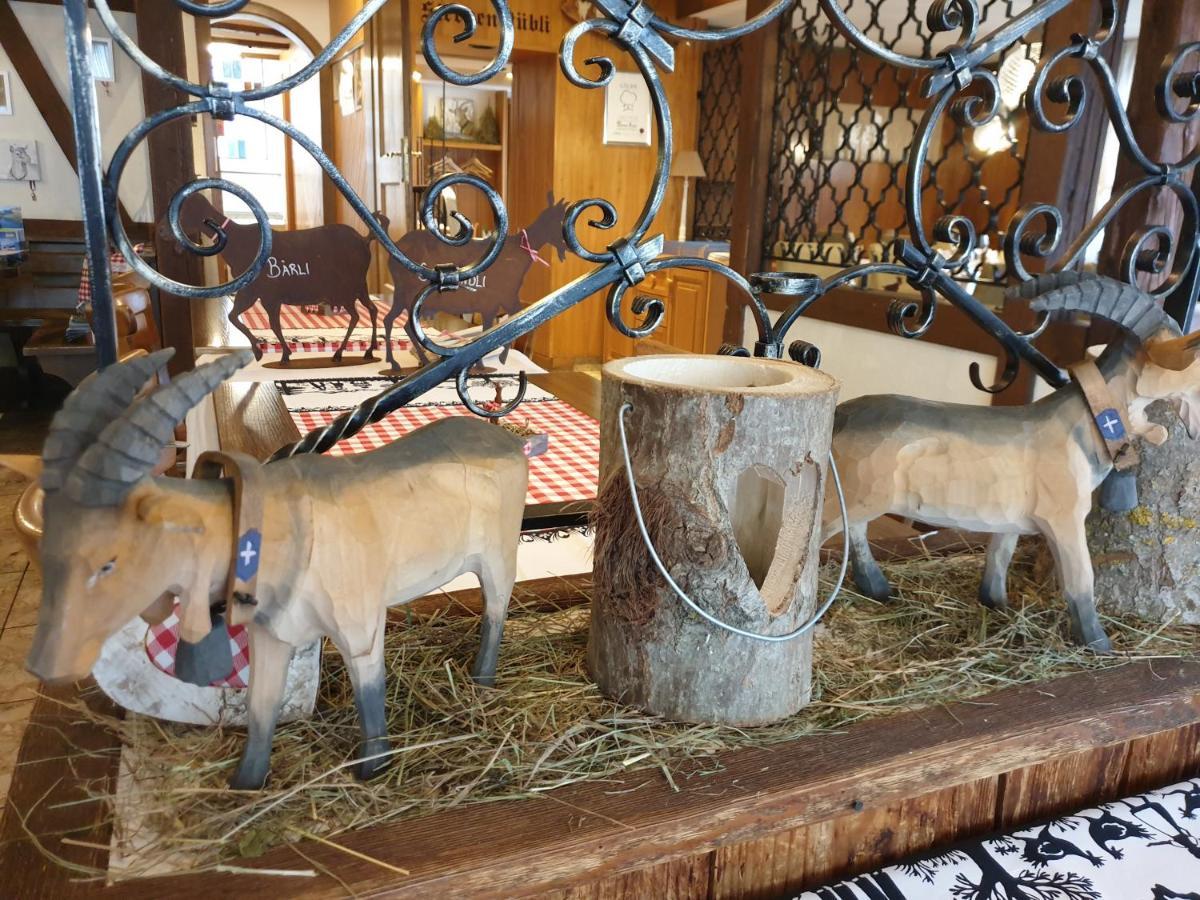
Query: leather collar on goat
1069 359 1140 472
193 450 266 610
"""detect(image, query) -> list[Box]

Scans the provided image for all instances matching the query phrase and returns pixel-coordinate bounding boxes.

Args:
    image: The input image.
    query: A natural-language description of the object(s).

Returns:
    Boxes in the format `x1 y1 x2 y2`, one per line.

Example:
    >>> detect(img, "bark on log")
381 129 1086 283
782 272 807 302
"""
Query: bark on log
1088 402 1200 623
590 356 839 725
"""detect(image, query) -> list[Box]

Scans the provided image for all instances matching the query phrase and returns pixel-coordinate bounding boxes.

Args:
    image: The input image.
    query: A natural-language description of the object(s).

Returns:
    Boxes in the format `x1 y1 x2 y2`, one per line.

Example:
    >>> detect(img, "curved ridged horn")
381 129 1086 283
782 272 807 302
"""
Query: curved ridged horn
64 350 253 507
41 348 176 494
1009 272 1181 341
1146 331 1200 371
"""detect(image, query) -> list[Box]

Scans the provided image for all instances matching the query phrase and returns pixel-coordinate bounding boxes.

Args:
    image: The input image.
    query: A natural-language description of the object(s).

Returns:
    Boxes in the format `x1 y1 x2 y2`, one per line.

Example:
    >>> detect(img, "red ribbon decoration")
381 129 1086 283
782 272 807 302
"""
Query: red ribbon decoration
520 229 550 267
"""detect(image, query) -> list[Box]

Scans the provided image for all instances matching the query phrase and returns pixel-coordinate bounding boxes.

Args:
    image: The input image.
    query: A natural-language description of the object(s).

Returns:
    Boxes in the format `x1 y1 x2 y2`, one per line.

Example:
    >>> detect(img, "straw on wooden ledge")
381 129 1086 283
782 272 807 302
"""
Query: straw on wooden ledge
18 545 1197 882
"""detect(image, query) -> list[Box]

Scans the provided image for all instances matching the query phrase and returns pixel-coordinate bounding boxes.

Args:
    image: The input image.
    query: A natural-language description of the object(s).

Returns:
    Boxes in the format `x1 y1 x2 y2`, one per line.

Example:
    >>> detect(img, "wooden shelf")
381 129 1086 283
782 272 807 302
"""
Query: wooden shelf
421 138 503 152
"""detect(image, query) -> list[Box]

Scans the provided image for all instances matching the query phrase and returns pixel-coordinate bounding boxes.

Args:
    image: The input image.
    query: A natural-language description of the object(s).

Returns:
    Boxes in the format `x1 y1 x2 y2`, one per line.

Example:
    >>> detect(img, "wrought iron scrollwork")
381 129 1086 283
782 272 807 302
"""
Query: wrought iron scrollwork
63 0 1200 459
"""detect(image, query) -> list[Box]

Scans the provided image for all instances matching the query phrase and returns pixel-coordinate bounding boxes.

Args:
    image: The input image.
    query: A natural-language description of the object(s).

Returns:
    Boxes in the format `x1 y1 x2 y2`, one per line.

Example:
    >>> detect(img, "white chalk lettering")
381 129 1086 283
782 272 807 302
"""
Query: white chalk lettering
265 257 312 279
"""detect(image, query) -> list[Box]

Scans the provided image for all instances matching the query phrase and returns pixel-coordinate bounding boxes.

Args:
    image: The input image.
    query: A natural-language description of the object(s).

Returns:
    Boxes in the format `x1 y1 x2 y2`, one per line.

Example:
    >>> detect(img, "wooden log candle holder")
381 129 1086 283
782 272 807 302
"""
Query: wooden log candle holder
590 355 840 725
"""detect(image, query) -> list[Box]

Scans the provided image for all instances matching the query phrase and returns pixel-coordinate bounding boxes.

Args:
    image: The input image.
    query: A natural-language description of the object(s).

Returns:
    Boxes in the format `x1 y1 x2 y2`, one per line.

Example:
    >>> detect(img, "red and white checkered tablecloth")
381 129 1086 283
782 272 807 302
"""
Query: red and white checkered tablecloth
241 299 398 331
292 399 599 505
145 602 250 689
78 244 145 304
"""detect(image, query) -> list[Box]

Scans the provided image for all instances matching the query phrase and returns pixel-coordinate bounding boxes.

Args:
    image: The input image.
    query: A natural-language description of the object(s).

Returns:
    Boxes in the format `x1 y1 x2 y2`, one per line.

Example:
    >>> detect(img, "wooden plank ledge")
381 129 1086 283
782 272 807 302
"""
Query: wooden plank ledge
3 659 1189 898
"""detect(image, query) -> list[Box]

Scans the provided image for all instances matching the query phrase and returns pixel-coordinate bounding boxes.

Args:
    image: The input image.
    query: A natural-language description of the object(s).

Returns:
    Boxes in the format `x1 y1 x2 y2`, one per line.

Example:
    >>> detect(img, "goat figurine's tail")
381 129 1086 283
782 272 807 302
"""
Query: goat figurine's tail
369 211 391 246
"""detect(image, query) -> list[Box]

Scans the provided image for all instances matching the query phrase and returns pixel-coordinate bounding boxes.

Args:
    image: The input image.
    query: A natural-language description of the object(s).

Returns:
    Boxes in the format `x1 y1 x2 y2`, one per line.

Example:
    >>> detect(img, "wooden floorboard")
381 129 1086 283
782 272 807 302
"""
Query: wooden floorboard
4 659 1188 899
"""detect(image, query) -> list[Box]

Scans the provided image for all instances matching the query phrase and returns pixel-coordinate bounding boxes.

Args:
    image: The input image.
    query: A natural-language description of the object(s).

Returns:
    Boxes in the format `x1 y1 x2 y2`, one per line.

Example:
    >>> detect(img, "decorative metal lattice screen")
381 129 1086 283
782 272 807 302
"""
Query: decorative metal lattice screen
693 41 742 242
763 0 1044 285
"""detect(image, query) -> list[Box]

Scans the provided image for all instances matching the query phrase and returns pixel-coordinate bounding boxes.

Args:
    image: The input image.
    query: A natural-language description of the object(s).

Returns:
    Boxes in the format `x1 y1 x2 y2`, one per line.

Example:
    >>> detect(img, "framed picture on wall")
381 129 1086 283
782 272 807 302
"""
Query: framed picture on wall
602 71 651 146
91 37 116 83
0 72 12 116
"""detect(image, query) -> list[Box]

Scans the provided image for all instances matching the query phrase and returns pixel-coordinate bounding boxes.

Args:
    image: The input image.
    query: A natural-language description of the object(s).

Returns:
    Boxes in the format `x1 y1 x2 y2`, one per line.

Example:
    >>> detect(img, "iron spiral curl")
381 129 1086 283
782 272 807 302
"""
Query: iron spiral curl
71 0 1200 459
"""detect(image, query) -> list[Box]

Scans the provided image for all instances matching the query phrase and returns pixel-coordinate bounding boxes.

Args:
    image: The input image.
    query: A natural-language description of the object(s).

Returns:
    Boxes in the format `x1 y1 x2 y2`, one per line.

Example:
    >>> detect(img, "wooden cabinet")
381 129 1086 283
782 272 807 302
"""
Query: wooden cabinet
602 264 728 361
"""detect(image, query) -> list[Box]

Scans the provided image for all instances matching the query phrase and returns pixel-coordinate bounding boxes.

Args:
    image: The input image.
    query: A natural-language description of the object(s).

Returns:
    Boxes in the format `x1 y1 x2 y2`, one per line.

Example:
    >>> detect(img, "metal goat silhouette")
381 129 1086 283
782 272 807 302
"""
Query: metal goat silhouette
169 193 387 365
383 194 569 372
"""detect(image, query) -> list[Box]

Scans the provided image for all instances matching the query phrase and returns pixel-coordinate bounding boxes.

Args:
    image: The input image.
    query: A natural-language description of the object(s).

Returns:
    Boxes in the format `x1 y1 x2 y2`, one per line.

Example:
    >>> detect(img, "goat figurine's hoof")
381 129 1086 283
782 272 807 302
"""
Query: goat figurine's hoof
229 761 270 791
355 739 392 781
1069 609 1113 654
977 584 1010 611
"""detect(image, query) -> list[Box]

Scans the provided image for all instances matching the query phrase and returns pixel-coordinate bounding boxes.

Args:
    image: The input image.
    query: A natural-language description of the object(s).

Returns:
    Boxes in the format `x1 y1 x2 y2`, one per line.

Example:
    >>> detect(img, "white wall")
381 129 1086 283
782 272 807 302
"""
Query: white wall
0 2 154 223
277 0 333 46
744 308 997 406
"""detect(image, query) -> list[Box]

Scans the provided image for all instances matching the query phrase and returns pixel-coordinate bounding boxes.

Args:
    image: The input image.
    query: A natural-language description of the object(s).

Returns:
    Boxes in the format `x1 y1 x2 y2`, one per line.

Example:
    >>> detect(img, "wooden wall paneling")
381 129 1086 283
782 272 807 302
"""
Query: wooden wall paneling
510 52 559 363
372 0 411 282
725 0 779 345
135 0 200 373
329 1 377 267
537 24 704 366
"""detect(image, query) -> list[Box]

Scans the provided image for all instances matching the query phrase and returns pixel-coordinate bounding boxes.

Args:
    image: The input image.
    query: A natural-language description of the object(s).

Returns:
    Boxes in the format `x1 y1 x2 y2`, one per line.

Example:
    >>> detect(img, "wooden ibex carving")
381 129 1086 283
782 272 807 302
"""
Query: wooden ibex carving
823 274 1200 650
1 350 531 789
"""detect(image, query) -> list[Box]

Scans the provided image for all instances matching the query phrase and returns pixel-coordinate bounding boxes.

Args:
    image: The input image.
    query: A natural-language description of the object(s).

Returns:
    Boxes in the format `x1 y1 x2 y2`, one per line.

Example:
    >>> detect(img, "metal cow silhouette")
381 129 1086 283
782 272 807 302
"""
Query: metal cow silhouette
171 193 386 365
383 194 569 371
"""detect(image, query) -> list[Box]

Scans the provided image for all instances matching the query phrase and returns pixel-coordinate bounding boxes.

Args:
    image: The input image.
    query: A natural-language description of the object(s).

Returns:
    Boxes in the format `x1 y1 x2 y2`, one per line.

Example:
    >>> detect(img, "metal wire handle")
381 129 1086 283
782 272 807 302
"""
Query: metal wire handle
616 402 850 643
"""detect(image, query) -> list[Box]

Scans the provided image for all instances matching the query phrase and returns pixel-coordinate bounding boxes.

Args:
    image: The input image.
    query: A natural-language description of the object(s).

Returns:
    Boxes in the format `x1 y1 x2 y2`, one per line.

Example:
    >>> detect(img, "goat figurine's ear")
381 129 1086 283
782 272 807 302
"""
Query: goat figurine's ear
136 490 206 535
1146 332 1200 371
0 455 42 482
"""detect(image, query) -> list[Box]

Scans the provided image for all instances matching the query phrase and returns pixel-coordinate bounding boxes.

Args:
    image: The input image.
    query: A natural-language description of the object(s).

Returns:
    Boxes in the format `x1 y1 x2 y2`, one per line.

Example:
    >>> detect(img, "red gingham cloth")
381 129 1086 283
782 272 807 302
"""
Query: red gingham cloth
292 400 600 505
241 299 398 331
145 602 250 689
78 244 144 305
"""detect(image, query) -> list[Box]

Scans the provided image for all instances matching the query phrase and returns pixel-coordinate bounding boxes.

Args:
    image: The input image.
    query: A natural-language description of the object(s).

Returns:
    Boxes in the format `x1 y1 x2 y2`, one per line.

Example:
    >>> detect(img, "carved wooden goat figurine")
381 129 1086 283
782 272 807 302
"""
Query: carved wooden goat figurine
823 274 1200 650
1 350 530 789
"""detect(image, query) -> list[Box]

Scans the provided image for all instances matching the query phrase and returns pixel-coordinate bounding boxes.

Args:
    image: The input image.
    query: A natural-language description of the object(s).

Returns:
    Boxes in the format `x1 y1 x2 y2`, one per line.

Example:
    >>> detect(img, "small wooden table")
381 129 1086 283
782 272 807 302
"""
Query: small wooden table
22 322 99 388
211 370 600 532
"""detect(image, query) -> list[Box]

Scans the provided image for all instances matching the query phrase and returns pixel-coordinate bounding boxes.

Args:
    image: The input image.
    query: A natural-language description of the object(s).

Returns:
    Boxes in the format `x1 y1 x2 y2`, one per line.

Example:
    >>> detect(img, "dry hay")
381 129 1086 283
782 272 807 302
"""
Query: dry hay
16 548 1198 882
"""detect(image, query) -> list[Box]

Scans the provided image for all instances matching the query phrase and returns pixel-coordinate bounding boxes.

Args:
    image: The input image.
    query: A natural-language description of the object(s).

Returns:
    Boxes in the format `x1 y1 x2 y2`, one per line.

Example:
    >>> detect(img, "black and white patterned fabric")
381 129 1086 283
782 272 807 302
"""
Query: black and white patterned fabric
798 778 1200 900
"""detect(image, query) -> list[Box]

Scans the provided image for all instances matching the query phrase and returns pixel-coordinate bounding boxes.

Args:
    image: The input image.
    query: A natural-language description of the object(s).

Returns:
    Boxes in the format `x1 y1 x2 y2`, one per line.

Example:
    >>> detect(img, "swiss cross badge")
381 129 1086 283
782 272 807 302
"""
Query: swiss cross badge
235 528 262 582
1095 409 1127 441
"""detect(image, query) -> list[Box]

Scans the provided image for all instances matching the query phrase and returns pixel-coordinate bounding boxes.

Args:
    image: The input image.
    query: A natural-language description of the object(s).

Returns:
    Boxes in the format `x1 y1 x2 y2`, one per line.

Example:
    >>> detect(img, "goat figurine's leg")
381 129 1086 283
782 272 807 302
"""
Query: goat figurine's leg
333 300 360 364
362 288 379 360
847 522 892 602
404 312 430 369
382 302 404 371
228 289 263 360
1040 518 1112 652
266 303 290 365
342 617 391 781
230 626 294 790
471 554 516 688
978 533 1019 610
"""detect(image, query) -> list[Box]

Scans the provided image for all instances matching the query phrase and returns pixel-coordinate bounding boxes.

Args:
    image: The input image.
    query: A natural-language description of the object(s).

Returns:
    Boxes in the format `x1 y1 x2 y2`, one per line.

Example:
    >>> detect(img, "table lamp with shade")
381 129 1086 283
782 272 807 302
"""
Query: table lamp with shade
670 149 706 241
